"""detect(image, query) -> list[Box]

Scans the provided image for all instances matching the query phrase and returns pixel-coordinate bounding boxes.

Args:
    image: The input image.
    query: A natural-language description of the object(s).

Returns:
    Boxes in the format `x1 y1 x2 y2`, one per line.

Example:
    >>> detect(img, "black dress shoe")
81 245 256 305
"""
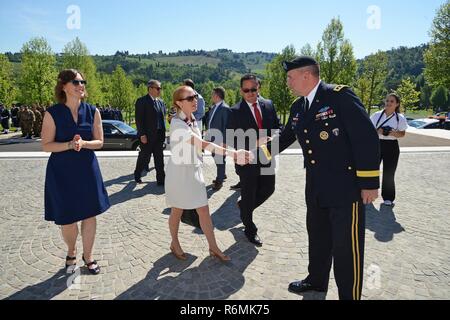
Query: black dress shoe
212 181 223 190
230 182 241 190
246 234 263 247
288 280 327 294
134 175 142 184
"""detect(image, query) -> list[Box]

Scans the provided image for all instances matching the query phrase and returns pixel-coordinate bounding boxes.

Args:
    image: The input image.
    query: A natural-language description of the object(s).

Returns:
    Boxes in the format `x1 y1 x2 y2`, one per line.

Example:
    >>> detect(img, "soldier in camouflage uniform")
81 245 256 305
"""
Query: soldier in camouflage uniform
18 106 26 137
32 104 43 138
21 106 35 139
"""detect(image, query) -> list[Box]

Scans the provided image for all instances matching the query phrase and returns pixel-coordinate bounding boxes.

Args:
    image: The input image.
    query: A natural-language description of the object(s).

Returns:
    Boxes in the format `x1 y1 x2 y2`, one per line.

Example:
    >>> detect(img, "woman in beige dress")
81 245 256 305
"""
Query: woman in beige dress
166 86 250 262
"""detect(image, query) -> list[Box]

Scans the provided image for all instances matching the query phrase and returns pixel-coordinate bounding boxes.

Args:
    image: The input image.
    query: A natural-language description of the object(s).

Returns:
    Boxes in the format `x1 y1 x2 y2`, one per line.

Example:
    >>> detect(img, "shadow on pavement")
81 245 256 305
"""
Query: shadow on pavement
4 266 96 300
115 227 258 300
105 173 164 207
365 203 405 242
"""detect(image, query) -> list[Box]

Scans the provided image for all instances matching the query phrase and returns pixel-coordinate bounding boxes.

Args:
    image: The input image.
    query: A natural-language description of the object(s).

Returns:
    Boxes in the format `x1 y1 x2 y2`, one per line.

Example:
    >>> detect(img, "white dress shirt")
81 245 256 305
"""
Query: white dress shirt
370 110 408 141
304 80 321 109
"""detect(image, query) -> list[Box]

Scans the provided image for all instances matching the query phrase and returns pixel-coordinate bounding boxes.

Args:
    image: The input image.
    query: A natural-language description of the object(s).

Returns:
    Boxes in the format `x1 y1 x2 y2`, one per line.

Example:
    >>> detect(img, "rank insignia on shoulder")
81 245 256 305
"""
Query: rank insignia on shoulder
333 85 349 92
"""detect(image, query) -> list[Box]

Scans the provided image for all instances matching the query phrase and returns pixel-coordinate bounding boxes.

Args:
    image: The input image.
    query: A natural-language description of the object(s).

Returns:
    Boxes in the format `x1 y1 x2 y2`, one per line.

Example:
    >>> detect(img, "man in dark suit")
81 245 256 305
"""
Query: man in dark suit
260 56 380 300
206 87 231 190
227 74 281 247
134 80 166 185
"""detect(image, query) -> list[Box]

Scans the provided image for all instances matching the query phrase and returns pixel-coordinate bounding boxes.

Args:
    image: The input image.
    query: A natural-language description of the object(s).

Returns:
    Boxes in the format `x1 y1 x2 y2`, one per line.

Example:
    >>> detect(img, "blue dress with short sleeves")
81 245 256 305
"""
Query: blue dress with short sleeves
44 102 110 225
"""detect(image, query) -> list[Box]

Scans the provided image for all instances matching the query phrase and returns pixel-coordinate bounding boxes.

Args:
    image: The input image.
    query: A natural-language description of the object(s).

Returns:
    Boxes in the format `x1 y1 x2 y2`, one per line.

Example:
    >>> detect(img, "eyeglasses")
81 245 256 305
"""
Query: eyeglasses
179 94 199 102
242 88 258 93
71 80 87 86
151 87 162 91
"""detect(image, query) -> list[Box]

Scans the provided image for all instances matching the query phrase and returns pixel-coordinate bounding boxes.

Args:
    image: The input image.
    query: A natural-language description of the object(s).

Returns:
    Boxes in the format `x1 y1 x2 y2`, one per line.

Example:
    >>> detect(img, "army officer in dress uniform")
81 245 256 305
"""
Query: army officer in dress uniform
260 56 380 300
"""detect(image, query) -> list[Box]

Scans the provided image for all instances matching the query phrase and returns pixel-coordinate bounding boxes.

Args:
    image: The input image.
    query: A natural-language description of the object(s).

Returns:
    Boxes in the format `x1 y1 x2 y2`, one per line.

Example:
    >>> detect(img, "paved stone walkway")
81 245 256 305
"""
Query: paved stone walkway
0 153 449 300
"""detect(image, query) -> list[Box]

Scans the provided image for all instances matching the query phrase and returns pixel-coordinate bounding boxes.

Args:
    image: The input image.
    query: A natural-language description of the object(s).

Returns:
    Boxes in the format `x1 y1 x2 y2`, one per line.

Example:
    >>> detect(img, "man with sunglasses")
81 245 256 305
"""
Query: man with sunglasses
227 74 281 247
133 80 166 185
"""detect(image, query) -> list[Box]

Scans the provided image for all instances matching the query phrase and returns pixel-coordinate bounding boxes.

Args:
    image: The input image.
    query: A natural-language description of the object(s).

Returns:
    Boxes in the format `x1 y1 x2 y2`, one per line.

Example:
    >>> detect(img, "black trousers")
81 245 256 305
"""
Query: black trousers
305 199 365 300
238 168 275 237
380 140 400 202
212 154 226 183
134 130 165 183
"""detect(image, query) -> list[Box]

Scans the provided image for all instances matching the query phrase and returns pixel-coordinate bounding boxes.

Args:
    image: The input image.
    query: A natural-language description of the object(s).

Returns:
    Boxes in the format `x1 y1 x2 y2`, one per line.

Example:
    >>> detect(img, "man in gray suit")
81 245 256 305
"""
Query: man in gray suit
206 87 231 190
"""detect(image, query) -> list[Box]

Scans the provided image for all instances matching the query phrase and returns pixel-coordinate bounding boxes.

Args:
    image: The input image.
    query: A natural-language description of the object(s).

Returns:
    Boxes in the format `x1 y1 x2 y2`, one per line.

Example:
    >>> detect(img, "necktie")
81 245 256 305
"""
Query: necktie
155 99 164 129
304 98 310 113
252 102 263 129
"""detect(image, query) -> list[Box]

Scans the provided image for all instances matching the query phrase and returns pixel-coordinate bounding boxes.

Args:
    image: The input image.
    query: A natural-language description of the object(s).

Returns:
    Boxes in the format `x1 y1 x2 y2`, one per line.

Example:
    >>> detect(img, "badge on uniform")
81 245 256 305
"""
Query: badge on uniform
320 131 329 141
291 113 300 129
315 107 335 121
332 128 340 137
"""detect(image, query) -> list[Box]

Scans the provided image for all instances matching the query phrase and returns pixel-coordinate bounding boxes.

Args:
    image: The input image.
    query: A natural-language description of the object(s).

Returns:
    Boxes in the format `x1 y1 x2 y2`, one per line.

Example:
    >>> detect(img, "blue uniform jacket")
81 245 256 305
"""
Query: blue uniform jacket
267 81 380 207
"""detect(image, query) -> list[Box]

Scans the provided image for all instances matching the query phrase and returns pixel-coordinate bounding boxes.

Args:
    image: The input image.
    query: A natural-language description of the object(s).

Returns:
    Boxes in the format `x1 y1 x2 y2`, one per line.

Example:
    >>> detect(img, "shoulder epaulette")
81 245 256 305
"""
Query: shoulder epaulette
333 85 349 92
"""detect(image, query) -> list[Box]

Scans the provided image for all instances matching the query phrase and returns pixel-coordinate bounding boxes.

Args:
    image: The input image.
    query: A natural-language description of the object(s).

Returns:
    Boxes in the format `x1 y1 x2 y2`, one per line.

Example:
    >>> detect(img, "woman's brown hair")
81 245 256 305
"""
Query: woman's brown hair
386 92 401 113
55 69 87 104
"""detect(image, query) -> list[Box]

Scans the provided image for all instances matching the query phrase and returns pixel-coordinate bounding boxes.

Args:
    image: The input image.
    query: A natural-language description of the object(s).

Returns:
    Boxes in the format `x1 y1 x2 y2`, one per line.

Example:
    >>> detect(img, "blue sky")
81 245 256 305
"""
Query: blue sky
0 0 445 58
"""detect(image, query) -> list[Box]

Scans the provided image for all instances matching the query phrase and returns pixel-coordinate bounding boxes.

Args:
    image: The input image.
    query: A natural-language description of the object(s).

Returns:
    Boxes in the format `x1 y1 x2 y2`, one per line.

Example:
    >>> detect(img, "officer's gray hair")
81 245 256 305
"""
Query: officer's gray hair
305 65 320 78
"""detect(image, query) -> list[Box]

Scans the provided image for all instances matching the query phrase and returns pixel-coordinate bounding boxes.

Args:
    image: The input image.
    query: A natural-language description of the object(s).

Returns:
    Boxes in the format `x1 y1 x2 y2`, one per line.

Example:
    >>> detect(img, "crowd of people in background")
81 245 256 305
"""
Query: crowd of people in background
0 102 123 137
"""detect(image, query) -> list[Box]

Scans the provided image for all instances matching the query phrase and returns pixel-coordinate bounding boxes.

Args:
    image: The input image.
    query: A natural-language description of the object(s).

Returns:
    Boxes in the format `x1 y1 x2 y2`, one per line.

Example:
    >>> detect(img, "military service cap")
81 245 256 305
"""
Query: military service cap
282 56 318 72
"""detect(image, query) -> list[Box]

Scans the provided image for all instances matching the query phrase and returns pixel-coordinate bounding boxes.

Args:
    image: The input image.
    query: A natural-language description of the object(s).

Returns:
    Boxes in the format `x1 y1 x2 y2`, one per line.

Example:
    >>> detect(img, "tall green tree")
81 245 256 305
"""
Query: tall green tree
160 82 177 109
263 45 296 124
300 43 315 57
416 74 433 110
98 73 113 106
430 85 449 111
198 81 216 107
0 54 17 106
62 37 102 104
355 51 388 114
424 1 450 88
19 37 57 105
316 18 357 85
110 65 135 124
396 78 420 113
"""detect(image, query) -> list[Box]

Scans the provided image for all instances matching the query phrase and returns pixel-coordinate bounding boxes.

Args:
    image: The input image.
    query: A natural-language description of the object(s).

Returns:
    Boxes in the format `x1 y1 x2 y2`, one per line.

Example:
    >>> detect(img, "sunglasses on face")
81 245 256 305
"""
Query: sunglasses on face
242 88 258 93
71 80 87 86
179 94 199 102
151 87 162 91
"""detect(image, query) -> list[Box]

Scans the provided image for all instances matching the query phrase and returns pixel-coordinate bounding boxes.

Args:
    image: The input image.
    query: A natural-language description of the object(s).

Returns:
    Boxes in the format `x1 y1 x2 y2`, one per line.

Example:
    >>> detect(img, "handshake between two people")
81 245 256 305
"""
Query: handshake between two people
231 136 273 166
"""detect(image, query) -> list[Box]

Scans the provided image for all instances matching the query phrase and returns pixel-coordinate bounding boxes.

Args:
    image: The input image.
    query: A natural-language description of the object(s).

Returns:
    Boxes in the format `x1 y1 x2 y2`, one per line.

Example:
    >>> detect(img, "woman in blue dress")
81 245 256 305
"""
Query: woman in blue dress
41 69 110 275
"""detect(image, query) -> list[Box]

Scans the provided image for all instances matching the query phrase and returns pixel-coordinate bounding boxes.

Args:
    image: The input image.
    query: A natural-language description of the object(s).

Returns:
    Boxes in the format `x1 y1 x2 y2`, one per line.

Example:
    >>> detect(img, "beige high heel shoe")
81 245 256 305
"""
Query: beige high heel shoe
170 246 187 260
209 249 231 262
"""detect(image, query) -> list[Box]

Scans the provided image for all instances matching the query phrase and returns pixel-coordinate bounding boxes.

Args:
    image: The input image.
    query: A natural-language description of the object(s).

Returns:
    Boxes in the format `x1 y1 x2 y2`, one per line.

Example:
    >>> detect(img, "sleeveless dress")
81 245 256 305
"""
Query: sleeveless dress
165 114 208 210
44 102 110 225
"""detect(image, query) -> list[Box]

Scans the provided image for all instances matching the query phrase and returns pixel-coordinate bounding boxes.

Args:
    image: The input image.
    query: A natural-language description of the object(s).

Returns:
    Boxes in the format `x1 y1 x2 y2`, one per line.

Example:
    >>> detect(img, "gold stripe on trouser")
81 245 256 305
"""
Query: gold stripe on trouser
351 202 361 300
356 202 361 300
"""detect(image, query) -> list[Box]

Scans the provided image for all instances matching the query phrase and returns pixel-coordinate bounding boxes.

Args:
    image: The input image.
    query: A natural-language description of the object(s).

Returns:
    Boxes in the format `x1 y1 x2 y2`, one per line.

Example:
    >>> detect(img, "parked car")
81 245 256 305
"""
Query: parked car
408 118 450 130
406 117 415 125
102 120 140 150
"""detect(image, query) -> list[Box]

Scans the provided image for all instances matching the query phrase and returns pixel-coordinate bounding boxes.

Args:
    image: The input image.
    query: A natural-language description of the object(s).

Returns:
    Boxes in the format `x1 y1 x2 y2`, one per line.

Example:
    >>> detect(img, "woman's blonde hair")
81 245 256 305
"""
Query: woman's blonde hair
172 85 193 113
